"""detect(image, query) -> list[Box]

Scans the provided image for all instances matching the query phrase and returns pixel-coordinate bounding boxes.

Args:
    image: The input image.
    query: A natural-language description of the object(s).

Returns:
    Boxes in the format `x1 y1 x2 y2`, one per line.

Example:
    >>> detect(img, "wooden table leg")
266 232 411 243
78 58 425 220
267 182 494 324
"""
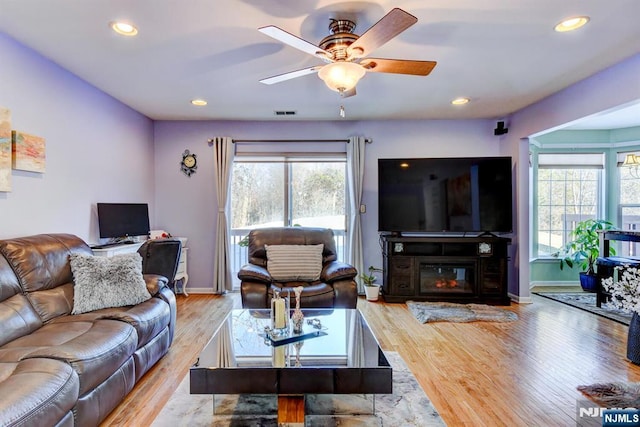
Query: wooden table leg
277 395 305 426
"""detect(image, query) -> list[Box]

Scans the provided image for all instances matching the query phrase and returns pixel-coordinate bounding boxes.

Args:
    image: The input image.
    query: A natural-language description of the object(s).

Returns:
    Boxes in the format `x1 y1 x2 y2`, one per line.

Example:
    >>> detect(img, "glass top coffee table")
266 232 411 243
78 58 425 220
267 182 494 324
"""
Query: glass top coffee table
190 308 392 424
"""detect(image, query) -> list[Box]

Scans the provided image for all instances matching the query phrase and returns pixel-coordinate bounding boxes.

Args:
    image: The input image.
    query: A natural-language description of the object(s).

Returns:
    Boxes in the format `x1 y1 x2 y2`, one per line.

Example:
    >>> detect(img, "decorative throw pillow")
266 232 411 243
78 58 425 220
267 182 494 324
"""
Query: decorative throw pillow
70 253 151 314
265 244 324 281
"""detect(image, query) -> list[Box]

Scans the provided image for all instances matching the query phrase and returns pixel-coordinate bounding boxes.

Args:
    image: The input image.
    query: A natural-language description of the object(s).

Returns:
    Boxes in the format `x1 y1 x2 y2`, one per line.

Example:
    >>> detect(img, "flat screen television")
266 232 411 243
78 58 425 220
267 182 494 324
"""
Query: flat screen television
378 157 513 234
97 203 150 239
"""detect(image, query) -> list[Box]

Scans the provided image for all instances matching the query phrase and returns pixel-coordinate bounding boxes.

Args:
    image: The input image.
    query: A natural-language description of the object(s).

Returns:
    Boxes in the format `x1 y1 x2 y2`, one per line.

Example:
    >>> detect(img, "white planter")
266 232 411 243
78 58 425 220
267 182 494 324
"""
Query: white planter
364 285 380 301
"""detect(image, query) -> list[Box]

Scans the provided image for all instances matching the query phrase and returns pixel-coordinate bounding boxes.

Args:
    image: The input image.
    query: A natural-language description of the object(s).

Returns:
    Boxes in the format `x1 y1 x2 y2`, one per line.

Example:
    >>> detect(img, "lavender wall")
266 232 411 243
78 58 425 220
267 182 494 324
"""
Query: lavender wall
155 50 640 297
501 52 640 302
4 28 637 301
153 119 504 293
0 34 154 242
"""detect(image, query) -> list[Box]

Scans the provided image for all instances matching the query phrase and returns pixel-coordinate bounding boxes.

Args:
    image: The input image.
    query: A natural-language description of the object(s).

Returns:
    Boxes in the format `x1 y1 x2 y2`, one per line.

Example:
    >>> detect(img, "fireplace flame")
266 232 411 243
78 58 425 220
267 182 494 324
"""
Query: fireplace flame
434 279 458 288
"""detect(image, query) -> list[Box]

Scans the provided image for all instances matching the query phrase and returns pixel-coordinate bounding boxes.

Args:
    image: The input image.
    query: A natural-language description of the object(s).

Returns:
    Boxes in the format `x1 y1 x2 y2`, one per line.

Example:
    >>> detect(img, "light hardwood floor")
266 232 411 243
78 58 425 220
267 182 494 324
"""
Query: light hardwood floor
102 292 640 426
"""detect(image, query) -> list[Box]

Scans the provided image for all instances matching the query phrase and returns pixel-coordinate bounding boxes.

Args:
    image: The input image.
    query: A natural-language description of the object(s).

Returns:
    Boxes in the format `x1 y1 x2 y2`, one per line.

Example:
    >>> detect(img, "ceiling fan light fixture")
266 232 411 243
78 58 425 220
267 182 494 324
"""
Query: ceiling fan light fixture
350 46 365 57
554 16 590 32
318 62 366 93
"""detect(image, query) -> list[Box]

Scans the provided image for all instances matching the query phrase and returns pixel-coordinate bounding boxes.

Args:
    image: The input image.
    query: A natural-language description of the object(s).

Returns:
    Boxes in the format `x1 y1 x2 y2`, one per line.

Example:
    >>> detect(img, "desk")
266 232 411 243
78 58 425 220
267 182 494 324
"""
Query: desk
599 230 640 258
596 231 640 306
174 239 189 296
92 240 189 296
91 242 144 257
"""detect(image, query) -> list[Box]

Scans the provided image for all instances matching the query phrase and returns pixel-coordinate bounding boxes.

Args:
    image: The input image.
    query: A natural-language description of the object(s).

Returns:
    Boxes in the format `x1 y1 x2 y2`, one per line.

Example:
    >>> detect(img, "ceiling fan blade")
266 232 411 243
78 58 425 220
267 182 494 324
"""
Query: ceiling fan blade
259 66 322 85
347 8 418 58
259 25 330 59
360 58 437 76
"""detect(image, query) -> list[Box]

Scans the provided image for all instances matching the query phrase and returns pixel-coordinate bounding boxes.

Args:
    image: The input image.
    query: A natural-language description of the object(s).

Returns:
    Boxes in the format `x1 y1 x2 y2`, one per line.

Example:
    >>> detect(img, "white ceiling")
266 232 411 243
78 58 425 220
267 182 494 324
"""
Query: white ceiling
1 0 639 127
562 102 640 130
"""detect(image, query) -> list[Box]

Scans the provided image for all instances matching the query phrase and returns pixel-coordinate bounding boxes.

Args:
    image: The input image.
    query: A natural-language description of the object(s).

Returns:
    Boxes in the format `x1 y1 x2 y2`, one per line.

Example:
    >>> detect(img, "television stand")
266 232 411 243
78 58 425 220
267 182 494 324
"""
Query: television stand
380 234 511 305
477 231 500 238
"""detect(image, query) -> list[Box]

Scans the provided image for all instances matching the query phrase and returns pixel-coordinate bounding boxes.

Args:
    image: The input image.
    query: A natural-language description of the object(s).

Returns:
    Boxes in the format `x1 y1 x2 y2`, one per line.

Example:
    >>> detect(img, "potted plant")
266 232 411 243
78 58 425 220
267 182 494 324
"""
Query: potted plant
361 266 383 301
555 218 616 292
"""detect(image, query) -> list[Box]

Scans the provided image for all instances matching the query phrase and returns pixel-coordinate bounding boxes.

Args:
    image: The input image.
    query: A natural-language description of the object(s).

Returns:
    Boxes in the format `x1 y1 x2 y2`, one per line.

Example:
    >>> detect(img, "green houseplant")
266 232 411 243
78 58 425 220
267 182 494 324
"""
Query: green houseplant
555 218 616 291
360 266 383 301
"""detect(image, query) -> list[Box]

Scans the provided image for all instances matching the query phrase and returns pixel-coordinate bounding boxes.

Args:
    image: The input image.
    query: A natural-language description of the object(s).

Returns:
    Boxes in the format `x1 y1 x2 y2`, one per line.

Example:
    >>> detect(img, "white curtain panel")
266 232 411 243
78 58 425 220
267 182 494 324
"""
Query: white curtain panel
212 136 234 293
347 136 366 293
216 318 237 367
347 310 365 367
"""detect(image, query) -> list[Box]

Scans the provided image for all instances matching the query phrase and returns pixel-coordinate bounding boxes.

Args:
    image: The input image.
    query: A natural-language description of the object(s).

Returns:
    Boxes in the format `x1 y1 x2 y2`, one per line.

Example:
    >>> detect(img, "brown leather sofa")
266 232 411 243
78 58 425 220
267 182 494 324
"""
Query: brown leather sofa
238 227 358 309
0 234 177 426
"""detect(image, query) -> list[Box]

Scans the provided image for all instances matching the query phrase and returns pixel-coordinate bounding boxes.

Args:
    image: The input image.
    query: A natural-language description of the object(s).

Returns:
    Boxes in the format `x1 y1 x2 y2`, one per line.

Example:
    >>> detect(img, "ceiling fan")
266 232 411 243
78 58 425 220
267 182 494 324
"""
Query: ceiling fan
258 8 437 98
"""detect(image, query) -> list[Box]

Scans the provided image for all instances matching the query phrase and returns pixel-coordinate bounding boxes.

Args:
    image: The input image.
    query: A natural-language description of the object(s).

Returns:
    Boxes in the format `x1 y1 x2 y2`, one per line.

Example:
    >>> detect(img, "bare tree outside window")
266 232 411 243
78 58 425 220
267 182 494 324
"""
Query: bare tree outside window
231 163 285 229
229 159 347 286
536 168 599 256
619 166 640 256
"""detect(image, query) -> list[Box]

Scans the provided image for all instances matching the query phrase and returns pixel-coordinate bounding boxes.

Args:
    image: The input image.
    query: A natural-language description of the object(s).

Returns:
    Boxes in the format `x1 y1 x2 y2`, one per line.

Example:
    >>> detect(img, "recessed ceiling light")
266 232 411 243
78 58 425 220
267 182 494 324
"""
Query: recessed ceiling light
451 97 470 105
110 21 138 36
191 99 208 106
554 16 590 32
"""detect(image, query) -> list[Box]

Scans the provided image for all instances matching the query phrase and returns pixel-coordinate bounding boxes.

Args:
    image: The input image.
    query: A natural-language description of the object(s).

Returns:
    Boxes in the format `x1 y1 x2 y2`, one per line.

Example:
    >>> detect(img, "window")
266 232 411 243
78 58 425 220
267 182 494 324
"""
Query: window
618 152 640 256
534 153 604 257
231 162 285 228
229 155 347 284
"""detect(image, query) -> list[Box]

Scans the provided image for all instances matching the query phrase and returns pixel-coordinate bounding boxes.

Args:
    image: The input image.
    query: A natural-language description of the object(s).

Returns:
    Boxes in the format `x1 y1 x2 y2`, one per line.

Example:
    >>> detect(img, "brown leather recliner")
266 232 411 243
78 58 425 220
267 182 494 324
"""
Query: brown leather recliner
238 227 358 309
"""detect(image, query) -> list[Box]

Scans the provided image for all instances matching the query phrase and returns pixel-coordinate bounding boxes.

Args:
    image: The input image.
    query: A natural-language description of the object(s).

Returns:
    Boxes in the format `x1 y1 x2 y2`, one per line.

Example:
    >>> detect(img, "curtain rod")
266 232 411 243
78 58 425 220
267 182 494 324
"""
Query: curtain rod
207 138 372 145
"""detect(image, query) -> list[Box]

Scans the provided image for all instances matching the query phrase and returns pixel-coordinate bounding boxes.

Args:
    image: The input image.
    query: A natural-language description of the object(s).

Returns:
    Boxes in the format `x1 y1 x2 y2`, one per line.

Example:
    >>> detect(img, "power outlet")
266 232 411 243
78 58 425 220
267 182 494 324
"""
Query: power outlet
360 204 366 213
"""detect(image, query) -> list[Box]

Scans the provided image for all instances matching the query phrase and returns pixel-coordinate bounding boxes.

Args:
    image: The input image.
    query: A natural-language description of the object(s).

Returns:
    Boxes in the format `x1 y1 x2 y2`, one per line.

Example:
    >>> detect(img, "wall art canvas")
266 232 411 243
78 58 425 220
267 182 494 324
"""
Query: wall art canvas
12 130 46 173
0 107 11 192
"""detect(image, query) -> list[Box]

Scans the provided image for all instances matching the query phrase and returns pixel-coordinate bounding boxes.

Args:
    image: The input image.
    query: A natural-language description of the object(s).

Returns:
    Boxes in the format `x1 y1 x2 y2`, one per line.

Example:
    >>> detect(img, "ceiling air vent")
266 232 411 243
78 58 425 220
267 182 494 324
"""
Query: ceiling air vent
274 110 296 116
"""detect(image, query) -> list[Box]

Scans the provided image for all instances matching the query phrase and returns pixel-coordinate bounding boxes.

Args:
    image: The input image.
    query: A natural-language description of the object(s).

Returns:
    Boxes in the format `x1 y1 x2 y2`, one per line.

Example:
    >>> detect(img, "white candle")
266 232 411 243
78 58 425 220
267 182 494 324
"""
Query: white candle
273 345 285 367
274 298 286 329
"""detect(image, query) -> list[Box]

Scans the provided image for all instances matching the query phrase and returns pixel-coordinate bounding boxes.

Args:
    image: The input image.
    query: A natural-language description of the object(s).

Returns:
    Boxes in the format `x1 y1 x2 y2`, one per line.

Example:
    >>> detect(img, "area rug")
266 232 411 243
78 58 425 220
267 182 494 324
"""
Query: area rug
151 351 445 426
406 301 518 323
533 292 631 325
578 382 640 407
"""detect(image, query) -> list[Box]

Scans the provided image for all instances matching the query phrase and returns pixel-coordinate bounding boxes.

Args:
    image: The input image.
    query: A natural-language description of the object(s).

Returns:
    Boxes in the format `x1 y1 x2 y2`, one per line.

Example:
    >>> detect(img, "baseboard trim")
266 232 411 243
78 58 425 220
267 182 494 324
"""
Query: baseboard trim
509 292 533 304
529 281 579 286
179 287 226 295
183 288 538 304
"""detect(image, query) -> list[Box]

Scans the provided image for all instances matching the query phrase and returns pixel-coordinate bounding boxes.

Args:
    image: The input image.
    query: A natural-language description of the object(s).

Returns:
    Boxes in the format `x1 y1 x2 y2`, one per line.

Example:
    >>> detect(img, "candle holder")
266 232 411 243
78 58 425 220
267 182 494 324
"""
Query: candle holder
270 290 290 335
271 343 289 368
